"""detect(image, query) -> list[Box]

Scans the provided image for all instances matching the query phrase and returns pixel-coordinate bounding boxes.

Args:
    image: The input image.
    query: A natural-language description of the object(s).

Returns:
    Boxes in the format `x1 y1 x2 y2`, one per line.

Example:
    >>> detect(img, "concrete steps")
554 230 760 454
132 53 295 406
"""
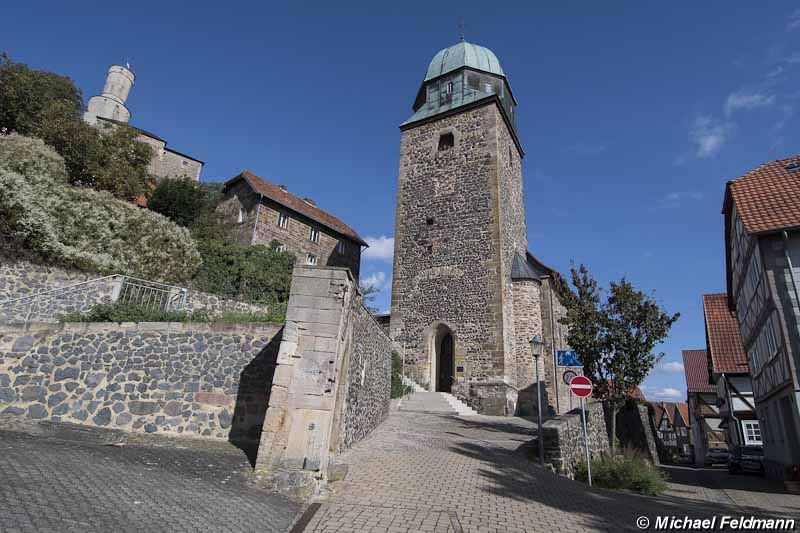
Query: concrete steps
398 391 478 416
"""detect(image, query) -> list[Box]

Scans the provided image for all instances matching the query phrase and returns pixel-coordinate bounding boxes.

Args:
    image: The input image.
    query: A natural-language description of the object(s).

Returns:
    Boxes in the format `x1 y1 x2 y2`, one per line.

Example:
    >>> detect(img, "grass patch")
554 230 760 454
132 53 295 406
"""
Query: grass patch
61 302 281 324
574 448 668 496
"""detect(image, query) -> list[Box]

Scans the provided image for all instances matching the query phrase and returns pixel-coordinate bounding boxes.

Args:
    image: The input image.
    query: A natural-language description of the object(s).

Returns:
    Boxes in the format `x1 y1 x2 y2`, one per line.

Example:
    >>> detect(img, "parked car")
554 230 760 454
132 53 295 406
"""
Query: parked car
704 448 731 466
728 445 764 475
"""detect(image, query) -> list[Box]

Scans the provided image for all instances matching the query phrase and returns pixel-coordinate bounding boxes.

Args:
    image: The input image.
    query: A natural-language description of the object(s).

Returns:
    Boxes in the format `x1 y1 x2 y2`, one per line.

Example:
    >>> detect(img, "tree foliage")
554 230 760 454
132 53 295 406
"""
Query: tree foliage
0 52 153 200
560 263 679 452
192 239 295 307
148 178 217 227
0 133 200 283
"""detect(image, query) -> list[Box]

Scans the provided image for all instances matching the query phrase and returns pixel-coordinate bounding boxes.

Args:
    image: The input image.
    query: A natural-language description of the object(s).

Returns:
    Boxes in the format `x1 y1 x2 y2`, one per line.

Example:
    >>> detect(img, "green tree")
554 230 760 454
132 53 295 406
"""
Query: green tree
560 264 679 454
0 52 153 200
148 178 214 227
359 282 381 314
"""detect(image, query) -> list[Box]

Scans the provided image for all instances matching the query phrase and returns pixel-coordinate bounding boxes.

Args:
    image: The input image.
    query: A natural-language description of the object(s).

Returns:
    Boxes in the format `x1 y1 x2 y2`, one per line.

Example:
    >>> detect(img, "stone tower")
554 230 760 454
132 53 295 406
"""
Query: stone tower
390 40 543 415
83 64 135 125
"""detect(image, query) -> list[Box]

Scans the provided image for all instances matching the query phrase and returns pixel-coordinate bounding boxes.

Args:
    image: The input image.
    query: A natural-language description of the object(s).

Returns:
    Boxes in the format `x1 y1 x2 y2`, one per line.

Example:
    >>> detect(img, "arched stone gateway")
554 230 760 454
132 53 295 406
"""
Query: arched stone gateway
426 323 455 392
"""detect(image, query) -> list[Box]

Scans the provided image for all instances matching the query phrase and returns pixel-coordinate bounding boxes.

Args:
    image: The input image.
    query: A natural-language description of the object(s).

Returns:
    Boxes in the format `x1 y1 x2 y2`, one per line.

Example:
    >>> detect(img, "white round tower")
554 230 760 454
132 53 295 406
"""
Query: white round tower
83 64 135 125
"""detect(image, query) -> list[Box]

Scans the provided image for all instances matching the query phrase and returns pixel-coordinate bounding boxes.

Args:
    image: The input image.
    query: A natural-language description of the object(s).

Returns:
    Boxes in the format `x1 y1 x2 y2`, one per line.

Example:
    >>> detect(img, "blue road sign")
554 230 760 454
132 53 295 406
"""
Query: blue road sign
557 349 581 367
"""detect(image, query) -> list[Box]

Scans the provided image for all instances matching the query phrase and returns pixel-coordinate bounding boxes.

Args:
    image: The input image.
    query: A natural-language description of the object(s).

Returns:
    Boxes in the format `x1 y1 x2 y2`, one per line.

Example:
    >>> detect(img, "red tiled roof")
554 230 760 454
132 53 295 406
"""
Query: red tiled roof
675 402 690 426
703 294 749 375
225 171 367 246
724 156 800 234
606 380 647 401
682 349 715 394
649 402 665 425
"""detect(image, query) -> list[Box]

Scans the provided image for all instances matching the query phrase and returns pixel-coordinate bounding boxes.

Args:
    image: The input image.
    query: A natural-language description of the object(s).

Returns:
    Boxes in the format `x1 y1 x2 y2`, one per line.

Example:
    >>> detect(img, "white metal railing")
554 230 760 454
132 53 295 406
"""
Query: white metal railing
0 274 188 322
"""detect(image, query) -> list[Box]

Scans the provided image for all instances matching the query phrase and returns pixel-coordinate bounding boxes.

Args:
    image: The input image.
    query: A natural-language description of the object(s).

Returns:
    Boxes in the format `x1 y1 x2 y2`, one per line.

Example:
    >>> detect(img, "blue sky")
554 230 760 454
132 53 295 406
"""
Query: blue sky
6 2 800 402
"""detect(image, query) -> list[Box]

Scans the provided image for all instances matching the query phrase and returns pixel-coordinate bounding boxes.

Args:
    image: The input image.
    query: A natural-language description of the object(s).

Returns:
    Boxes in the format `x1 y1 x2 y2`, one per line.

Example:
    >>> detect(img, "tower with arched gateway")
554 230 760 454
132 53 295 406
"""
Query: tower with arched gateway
389 40 577 416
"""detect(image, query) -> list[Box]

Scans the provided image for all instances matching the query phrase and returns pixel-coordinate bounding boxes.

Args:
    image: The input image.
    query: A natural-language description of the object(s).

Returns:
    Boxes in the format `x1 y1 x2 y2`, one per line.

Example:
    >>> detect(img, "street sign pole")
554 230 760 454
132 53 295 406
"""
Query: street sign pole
580 396 592 487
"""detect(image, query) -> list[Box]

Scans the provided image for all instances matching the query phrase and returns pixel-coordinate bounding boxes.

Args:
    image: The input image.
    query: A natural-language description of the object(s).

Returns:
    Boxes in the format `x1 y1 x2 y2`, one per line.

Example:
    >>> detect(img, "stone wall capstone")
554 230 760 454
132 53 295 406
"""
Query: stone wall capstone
541 401 610 478
0 321 282 441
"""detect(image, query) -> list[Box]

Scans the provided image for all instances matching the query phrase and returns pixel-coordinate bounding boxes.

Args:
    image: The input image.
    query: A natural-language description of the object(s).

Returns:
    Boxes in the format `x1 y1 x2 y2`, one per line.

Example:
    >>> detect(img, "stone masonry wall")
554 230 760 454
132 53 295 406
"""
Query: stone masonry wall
390 102 507 394
0 321 281 441
541 277 579 415
0 257 271 323
542 401 610 478
255 266 391 498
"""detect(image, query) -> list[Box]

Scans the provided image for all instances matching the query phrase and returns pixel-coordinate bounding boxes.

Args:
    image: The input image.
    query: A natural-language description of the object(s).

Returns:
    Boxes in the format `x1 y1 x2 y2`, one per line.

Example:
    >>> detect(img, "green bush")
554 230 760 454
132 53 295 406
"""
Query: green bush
61 302 278 324
0 133 200 283
192 239 295 305
391 351 411 399
148 178 218 227
574 448 668 495
0 53 153 201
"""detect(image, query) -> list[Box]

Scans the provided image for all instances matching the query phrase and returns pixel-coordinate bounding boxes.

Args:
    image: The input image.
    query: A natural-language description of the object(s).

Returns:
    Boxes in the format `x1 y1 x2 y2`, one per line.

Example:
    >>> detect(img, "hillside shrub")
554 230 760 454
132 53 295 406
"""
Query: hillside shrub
574 448 668 495
0 133 200 283
192 239 295 306
0 52 153 200
61 301 279 323
148 178 219 227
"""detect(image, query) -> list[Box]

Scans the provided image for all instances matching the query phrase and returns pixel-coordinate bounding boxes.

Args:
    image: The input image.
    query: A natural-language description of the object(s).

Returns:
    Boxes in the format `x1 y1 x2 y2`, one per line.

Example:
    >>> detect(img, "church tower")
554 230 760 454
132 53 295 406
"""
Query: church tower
83 64 135 125
389 41 541 415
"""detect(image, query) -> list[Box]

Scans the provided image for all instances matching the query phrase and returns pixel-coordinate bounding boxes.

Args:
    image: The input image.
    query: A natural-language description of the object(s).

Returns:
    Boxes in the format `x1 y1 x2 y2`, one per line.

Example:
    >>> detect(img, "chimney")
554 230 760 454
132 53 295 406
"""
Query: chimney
278 184 288 191
303 197 316 206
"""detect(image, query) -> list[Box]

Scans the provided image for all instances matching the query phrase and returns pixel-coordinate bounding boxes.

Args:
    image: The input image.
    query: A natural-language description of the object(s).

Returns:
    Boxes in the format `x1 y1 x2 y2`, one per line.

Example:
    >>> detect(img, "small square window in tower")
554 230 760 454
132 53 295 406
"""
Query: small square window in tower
309 227 320 243
438 133 454 152
306 253 317 266
277 212 289 229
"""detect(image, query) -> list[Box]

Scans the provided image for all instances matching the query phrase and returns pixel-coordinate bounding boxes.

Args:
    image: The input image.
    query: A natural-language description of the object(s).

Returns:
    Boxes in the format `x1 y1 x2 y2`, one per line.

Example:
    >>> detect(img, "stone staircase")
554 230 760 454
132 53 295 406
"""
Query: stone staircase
398 391 478 416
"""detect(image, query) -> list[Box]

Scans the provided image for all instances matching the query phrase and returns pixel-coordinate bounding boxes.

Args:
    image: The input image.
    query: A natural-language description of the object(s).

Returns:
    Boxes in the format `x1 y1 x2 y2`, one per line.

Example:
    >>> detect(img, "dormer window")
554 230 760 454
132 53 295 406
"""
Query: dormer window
438 133 454 152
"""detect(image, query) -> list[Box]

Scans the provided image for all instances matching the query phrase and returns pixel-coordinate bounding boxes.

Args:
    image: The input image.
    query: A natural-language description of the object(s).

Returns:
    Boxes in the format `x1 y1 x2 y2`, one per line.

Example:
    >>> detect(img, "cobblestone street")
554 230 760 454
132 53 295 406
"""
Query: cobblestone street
304 407 800 532
0 423 299 533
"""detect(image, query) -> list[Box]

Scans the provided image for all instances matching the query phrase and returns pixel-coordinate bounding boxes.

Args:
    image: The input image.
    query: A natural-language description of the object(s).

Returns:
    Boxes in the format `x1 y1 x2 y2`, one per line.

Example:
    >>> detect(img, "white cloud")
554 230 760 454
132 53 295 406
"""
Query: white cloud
657 361 685 374
362 235 394 261
689 116 731 158
724 89 775 115
641 385 683 401
788 9 800 31
361 271 388 291
661 190 704 207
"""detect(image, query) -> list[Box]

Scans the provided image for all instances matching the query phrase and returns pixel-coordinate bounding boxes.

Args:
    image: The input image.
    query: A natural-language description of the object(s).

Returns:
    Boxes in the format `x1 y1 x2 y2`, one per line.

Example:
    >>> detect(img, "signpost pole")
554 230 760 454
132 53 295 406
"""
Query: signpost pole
580 396 592 487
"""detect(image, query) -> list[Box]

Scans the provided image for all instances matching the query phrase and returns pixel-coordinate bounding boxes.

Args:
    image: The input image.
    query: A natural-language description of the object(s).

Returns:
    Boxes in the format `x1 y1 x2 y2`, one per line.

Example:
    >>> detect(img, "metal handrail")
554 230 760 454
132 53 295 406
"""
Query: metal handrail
0 274 120 306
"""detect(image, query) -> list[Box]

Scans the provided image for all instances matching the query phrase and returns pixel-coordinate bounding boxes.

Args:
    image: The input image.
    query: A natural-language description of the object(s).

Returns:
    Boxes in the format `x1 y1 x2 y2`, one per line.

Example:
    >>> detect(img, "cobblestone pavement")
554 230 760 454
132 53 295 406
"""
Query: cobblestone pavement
304 410 800 532
0 424 300 533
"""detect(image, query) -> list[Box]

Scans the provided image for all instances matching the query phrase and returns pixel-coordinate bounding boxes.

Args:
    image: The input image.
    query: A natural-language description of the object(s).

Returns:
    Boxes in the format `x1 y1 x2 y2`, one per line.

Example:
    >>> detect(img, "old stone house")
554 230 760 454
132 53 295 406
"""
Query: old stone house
682 348 726 465
703 294 761 451
219 171 365 279
722 156 800 478
83 64 204 181
388 40 574 416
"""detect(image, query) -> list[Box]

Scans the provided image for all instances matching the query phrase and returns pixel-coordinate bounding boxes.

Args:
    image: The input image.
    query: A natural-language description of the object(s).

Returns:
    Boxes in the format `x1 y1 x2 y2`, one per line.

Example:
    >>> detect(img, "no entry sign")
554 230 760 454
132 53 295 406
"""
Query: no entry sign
570 375 593 397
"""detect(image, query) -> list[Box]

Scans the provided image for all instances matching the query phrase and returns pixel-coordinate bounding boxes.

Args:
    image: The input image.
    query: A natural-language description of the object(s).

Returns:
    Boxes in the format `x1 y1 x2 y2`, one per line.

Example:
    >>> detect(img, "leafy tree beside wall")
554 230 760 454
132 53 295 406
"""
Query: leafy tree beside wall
560 263 679 454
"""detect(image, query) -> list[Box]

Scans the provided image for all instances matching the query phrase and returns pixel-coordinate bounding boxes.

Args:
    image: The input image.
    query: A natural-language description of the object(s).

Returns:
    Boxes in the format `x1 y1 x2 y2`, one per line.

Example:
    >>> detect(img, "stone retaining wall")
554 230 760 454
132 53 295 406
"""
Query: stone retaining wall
542 401 610 478
0 257 269 323
255 266 392 497
0 321 282 441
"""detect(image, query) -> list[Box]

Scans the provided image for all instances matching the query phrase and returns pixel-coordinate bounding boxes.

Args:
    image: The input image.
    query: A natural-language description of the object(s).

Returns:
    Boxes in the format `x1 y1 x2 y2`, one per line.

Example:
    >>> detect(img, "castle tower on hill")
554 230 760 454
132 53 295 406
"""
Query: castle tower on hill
83 64 135 125
389 40 575 415
82 64 204 182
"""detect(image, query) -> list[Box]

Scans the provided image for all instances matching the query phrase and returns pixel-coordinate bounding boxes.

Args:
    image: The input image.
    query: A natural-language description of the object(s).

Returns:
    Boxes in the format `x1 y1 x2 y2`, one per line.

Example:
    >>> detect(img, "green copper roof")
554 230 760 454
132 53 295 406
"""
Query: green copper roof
425 40 504 81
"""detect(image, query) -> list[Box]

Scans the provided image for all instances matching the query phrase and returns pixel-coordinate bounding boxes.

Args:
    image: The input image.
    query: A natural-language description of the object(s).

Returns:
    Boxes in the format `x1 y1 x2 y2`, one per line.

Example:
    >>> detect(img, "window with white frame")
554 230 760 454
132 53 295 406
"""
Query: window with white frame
237 207 245 224
336 240 345 254
274 242 286 252
306 253 317 266
742 420 762 445
277 212 289 229
309 227 320 243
